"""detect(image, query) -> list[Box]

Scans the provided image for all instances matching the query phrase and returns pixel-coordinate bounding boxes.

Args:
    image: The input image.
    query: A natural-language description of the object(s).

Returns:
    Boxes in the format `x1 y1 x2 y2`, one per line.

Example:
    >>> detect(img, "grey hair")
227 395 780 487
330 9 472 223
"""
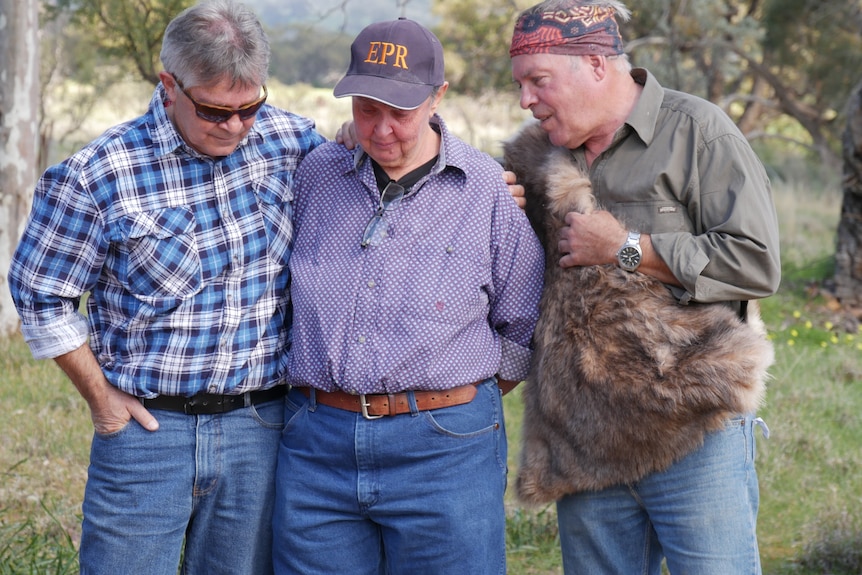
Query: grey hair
522 0 631 22
160 0 270 89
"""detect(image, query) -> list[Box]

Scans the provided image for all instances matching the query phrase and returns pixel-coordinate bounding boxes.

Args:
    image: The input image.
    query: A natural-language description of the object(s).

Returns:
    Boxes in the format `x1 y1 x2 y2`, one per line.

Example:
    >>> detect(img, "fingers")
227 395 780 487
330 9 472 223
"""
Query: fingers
90 392 159 434
557 233 578 268
502 171 526 209
338 121 359 150
129 401 160 432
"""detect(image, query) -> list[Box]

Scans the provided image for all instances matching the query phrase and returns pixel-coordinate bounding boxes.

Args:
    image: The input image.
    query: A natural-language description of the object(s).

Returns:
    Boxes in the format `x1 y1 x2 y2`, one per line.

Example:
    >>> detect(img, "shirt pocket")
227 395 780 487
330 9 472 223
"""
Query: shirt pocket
404 241 490 325
610 199 695 234
110 206 202 312
252 172 294 268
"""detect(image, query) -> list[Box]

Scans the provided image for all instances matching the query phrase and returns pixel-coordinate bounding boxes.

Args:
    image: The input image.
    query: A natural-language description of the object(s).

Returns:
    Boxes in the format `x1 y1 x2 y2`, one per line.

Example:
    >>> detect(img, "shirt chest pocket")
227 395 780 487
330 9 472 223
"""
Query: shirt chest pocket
110 206 202 311
610 200 695 234
252 174 294 268
403 242 490 324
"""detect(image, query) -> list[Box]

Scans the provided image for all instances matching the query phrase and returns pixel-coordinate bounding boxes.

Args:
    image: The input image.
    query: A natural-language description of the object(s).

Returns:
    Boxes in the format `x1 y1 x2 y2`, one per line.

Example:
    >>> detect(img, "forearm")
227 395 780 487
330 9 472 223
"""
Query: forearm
54 344 114 407
637 233 682 287
54 344 159 434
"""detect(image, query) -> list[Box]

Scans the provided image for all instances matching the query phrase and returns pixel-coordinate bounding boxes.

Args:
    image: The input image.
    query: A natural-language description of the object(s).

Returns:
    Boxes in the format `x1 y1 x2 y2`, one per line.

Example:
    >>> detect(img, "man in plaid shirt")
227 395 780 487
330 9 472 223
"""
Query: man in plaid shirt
7 1 324 573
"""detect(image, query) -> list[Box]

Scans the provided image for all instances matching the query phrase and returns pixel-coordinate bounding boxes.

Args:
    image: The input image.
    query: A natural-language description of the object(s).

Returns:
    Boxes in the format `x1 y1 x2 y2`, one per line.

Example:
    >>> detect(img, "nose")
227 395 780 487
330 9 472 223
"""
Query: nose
373 118 394 137
518 85 536 110
220 112 247 132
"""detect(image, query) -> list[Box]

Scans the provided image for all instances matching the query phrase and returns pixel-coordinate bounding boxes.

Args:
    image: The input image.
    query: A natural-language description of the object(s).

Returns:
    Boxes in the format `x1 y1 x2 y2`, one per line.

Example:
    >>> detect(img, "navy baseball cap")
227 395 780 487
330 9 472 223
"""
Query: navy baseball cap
333 18 445 110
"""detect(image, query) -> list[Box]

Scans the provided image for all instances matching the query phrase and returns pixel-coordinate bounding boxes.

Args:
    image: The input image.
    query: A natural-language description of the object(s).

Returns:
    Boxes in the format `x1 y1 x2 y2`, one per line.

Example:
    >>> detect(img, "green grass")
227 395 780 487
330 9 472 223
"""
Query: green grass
2 169 859 574
0 335 89 573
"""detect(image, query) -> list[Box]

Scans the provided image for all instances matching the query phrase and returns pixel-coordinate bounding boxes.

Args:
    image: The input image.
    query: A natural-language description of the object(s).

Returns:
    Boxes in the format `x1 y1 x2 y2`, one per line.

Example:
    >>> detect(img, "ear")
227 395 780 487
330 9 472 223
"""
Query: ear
585 54 608 81
429 82 449 114
159 71 178 99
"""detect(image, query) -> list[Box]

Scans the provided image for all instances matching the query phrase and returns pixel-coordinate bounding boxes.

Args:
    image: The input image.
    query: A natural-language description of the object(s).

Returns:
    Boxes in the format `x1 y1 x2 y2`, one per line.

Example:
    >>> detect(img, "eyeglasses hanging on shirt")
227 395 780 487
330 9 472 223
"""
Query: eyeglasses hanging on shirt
361 181 407 247
361 156 438 248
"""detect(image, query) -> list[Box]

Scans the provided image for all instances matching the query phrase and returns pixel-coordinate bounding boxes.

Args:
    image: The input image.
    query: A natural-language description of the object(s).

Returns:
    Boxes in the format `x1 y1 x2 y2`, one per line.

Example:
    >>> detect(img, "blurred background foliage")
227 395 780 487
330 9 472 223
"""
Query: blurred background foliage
40 0 862 171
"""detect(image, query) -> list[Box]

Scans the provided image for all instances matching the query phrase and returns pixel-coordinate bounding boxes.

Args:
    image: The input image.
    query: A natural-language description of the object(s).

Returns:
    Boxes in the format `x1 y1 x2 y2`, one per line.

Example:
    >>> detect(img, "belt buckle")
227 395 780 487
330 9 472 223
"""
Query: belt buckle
359 394 384 420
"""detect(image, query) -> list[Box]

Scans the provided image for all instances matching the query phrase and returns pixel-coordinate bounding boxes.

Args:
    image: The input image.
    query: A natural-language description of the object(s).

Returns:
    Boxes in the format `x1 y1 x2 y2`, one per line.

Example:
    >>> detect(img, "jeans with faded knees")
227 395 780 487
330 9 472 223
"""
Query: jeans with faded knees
79 398 284 575
557 415 768 575
273 379 508 575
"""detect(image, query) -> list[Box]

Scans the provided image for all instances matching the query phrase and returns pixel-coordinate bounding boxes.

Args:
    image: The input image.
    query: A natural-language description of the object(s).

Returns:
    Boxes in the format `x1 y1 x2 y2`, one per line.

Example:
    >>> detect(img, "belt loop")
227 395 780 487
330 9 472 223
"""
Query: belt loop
243 391 252 408
754 416 770 439
308 387 318 411
406 390 419 416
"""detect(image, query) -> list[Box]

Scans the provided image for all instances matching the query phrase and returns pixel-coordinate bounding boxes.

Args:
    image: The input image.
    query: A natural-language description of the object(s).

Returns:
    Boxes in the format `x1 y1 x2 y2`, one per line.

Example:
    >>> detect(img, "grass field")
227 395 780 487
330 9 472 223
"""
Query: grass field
4 84 861 573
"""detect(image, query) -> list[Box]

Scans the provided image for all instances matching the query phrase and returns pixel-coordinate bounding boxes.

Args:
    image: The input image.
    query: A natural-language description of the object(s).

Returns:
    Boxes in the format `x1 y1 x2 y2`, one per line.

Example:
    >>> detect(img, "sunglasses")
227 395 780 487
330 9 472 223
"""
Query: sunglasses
172 74 267 123
361 181 406 247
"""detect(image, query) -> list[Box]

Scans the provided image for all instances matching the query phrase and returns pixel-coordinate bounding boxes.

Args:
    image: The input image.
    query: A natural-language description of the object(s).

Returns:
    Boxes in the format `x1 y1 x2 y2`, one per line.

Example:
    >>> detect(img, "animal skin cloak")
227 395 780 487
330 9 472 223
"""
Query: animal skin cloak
503 122 774 505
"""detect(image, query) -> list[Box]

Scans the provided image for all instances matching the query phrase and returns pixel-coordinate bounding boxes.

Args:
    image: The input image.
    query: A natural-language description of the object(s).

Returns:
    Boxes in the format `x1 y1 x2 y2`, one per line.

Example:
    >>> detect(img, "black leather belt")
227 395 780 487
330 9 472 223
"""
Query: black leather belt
140 386 287 415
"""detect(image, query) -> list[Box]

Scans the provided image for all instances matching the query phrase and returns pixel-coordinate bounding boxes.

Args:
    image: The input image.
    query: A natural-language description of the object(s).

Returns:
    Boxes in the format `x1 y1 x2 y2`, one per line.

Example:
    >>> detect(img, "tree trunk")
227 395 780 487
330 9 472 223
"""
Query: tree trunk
834 79 862 319
0 0 40 337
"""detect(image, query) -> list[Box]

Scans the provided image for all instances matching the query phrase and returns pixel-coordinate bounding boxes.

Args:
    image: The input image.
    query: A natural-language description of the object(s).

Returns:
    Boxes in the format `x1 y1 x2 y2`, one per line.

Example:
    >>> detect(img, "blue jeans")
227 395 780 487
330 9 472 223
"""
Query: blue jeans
273 380 508 575
557 415 765 575
79 398 284 575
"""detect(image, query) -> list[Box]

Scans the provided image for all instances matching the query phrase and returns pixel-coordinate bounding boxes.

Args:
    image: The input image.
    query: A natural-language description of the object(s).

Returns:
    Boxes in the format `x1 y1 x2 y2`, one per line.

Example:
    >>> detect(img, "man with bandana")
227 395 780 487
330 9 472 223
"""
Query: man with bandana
507 1 780 574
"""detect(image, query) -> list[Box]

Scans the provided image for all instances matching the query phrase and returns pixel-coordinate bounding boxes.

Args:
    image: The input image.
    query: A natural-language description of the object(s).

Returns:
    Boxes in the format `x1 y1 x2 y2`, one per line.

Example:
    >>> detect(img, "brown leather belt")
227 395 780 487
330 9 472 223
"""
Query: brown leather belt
300 383 479 419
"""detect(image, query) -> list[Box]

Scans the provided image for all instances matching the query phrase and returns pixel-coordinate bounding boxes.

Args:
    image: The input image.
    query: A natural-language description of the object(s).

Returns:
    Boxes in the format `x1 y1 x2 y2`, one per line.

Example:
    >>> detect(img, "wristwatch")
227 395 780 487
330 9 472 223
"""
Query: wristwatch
616 231 642 272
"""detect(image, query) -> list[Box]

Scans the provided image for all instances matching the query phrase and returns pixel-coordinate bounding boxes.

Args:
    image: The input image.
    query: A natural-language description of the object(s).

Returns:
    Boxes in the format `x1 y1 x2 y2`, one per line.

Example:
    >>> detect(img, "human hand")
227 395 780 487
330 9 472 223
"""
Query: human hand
557 210 627 268
88 385 160 435
503 171 526 210
335 121 359 150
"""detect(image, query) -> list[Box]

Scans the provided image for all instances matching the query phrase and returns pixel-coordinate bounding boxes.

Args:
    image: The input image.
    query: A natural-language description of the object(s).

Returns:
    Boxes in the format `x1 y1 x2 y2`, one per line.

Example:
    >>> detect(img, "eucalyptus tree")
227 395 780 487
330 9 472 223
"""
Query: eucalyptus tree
835 81 862 316
0 0 40 336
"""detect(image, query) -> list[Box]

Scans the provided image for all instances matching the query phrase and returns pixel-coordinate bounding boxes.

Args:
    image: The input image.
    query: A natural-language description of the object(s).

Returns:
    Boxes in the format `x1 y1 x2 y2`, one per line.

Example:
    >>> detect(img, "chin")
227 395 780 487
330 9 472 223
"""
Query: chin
547 131 569 148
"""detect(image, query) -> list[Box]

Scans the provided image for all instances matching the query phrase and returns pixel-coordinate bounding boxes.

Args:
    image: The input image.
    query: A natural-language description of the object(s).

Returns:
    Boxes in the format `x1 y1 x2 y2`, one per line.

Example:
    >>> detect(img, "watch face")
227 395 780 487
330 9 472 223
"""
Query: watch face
619 246 641 269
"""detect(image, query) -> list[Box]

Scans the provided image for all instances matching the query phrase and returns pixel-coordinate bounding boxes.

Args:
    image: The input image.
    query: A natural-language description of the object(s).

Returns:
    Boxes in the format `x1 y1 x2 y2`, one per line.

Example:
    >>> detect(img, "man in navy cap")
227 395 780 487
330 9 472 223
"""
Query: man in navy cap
271 17 544 575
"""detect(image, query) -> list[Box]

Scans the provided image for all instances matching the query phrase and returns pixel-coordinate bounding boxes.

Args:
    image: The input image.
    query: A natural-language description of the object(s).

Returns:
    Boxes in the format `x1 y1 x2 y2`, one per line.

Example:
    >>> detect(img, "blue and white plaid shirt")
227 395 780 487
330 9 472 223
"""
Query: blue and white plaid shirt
9 85 325 398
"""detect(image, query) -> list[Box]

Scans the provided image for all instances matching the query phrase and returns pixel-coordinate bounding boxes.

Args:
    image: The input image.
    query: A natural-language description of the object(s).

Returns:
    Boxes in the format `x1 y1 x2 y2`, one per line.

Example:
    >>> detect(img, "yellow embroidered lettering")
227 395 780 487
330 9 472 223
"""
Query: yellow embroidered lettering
393 45 408 69
365 42 381 63
365 42 409 69
379 42 396 64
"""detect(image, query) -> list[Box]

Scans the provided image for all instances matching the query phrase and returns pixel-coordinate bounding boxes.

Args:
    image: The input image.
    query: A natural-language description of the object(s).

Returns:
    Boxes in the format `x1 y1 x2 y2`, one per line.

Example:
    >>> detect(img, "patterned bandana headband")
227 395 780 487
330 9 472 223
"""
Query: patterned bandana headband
509 5 625 58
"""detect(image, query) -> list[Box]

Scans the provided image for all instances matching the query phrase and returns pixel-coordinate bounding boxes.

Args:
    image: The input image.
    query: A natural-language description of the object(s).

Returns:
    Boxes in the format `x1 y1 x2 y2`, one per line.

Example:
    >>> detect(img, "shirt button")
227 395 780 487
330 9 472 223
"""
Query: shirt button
358 336 366 343
446 245 454 253
367 280 375 288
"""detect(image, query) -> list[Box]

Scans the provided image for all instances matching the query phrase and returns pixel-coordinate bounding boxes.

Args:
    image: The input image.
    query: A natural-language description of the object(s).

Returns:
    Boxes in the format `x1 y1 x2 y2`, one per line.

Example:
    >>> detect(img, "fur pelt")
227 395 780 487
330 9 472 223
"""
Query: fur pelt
503 122 774 505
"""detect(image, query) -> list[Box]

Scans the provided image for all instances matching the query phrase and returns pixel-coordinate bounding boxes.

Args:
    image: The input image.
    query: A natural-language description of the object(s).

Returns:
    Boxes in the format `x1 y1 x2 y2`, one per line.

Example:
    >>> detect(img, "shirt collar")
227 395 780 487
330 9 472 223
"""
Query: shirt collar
622 68 663 146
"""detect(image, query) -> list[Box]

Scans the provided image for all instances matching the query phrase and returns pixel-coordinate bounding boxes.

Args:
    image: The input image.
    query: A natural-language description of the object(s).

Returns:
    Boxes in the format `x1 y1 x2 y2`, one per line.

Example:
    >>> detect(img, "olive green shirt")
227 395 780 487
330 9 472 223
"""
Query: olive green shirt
577 68 781 305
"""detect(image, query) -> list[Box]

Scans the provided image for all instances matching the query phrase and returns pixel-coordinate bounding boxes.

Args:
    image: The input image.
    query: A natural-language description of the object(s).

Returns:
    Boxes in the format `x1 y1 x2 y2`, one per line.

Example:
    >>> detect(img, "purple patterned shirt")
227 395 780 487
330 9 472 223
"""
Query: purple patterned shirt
287 115 544 394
